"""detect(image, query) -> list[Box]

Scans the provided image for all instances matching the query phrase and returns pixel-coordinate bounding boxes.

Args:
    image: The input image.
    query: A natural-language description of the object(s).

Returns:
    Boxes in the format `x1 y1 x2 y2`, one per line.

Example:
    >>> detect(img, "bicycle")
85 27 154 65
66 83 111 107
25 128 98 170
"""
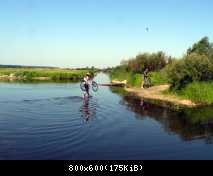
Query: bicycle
143 76 152 89
80 79 99 92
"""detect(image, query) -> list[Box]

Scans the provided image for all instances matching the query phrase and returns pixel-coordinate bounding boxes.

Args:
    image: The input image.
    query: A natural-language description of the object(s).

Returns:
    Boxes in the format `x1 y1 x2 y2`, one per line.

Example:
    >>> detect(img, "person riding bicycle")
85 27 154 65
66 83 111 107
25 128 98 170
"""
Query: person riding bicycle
83 72 93 97
142 68 149 88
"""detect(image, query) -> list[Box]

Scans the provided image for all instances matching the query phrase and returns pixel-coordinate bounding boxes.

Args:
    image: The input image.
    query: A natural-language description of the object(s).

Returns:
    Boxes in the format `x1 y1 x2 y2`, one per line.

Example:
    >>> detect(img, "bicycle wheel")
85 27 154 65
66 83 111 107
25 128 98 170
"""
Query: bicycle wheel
143 83 148 89
80 80 86 91
147 77 151 87
92 81 99 92
143 77 151 89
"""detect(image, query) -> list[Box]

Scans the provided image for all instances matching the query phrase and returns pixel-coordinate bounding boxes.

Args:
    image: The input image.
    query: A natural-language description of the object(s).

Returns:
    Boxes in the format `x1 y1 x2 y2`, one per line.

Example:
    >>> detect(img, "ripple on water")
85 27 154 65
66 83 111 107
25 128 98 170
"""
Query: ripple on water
1 92 133 159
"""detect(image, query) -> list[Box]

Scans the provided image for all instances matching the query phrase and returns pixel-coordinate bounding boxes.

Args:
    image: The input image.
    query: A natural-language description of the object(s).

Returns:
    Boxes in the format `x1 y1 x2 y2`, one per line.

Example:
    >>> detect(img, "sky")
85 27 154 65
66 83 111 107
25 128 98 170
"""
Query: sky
0 0 213 68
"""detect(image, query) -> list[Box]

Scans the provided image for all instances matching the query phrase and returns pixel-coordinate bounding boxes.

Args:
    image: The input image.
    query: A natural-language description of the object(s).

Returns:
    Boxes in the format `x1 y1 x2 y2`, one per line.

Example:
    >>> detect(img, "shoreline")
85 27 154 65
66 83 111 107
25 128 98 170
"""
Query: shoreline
111 80 202 108
0 75 51 81
125 85 200 109
0 68 93 82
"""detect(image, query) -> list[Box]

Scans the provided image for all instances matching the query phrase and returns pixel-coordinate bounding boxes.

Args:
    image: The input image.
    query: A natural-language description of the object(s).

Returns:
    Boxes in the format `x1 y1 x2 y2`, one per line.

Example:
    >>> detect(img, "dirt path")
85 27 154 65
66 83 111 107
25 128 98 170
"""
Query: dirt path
126 84 197 107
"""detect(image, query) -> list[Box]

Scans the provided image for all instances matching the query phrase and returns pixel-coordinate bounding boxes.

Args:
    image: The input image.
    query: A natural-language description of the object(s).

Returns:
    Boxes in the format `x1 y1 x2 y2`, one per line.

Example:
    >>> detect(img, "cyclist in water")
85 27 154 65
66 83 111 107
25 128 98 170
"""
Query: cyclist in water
83 72 93 98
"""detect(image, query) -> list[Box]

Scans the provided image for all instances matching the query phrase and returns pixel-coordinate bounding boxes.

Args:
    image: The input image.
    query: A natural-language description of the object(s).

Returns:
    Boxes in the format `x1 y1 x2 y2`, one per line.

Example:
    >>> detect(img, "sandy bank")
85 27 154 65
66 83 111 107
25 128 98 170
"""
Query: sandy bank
125 85 198 108
110 79 199 108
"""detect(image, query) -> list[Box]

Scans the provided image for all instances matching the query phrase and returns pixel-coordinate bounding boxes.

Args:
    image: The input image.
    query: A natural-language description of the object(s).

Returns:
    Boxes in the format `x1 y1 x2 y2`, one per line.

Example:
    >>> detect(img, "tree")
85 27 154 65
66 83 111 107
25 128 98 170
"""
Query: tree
166 53 213 89
187 37 213 57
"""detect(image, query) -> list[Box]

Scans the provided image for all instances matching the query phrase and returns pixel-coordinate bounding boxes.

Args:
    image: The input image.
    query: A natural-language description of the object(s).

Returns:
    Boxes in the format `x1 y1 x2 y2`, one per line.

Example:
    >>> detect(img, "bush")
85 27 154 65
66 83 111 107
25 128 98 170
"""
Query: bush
109 66 131 81
166 53 213 89
187 36 213 57
110 67 142 87
121 51 169 73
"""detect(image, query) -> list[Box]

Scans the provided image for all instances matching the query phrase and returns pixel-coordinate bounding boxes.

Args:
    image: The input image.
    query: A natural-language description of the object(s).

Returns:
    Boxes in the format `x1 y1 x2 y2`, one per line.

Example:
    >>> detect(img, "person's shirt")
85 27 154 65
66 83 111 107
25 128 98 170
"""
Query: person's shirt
143 70 148 77
84 76 92 85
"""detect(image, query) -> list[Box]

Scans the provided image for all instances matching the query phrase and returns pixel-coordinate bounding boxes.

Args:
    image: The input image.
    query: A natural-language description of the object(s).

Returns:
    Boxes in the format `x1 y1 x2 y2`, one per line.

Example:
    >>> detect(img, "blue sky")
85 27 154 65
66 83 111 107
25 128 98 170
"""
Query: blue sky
0 0 213 68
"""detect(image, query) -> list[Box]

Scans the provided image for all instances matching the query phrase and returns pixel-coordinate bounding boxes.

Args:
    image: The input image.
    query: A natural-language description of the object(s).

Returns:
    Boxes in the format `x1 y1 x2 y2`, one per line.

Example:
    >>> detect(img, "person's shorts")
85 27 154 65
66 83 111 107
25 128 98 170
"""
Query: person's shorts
84 84 89 92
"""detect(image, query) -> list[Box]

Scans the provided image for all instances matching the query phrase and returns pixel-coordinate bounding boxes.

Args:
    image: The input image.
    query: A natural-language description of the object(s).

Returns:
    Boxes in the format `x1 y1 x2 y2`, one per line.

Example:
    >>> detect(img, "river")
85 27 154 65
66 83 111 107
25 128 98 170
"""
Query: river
0 73 213 160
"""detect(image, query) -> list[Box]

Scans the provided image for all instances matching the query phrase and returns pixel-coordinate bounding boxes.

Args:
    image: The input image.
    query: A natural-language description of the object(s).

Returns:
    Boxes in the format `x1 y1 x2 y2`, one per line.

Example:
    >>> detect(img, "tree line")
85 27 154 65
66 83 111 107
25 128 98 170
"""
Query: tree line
113 36 213 90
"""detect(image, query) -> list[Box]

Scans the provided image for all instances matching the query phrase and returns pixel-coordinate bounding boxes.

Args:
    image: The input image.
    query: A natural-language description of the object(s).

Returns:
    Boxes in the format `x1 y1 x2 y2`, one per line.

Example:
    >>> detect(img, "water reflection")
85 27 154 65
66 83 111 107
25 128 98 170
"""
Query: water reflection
140 99 151 110
80 97 97 122
111 86 213 144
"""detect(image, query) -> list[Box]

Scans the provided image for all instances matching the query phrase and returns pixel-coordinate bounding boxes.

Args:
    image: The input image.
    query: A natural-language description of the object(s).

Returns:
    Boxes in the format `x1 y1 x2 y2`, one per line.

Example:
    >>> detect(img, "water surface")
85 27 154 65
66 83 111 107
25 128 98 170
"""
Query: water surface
0 73 213 160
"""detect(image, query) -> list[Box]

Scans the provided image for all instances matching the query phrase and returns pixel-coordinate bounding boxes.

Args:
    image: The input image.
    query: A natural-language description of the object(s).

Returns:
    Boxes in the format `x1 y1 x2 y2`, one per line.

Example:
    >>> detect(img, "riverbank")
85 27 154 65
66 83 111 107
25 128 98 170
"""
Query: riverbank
0 68 92 81
109 68 213 108
125 84 199 108
110 77 204 108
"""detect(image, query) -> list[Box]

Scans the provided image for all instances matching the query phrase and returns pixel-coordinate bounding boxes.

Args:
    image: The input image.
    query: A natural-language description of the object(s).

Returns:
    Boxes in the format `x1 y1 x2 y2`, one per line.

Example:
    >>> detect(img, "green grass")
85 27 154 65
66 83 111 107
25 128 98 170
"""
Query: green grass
110 69 142 87
110 69 169 88
128 74 142 87
110 67 213 106
177 82 213 104
110 69 130 82
165 81 213 105
150 71 169 86
0 68 91 81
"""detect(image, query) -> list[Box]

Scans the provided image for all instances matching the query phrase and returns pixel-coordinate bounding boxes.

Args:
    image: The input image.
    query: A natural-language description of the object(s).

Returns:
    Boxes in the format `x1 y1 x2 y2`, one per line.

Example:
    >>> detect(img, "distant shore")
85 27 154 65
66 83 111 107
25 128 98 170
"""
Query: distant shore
0 75 51 81
0 68 94 81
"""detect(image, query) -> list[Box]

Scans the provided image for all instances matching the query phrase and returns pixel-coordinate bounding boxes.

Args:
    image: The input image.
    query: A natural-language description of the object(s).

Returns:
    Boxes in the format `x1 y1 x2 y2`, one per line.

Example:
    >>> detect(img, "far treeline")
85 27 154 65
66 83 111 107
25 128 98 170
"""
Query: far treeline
110 37 213 104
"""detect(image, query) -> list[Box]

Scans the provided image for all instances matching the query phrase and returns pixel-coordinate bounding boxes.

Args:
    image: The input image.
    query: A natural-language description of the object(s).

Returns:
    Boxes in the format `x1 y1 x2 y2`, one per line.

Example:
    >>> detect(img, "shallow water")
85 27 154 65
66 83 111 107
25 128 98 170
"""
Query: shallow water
0 73 213 160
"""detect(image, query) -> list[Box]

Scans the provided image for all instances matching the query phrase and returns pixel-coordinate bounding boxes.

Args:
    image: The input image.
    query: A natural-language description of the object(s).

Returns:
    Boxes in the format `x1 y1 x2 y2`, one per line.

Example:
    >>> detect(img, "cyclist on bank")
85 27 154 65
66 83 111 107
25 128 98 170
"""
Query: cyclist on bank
142 68 149 88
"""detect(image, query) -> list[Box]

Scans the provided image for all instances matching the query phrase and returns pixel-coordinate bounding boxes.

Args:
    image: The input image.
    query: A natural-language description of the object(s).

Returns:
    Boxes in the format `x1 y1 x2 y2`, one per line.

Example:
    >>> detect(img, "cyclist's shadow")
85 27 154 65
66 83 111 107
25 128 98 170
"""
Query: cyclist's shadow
80 96 97 122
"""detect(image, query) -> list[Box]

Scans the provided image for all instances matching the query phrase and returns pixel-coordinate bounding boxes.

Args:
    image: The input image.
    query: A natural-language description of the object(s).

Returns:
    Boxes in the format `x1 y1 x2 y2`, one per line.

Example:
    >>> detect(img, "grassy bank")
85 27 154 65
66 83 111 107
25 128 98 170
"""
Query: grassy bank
149 71 169 86
110 68 169 87
110 68 213 106
165 82 213 105
110 69 142 87
0 68 92 81
108 37 213 107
